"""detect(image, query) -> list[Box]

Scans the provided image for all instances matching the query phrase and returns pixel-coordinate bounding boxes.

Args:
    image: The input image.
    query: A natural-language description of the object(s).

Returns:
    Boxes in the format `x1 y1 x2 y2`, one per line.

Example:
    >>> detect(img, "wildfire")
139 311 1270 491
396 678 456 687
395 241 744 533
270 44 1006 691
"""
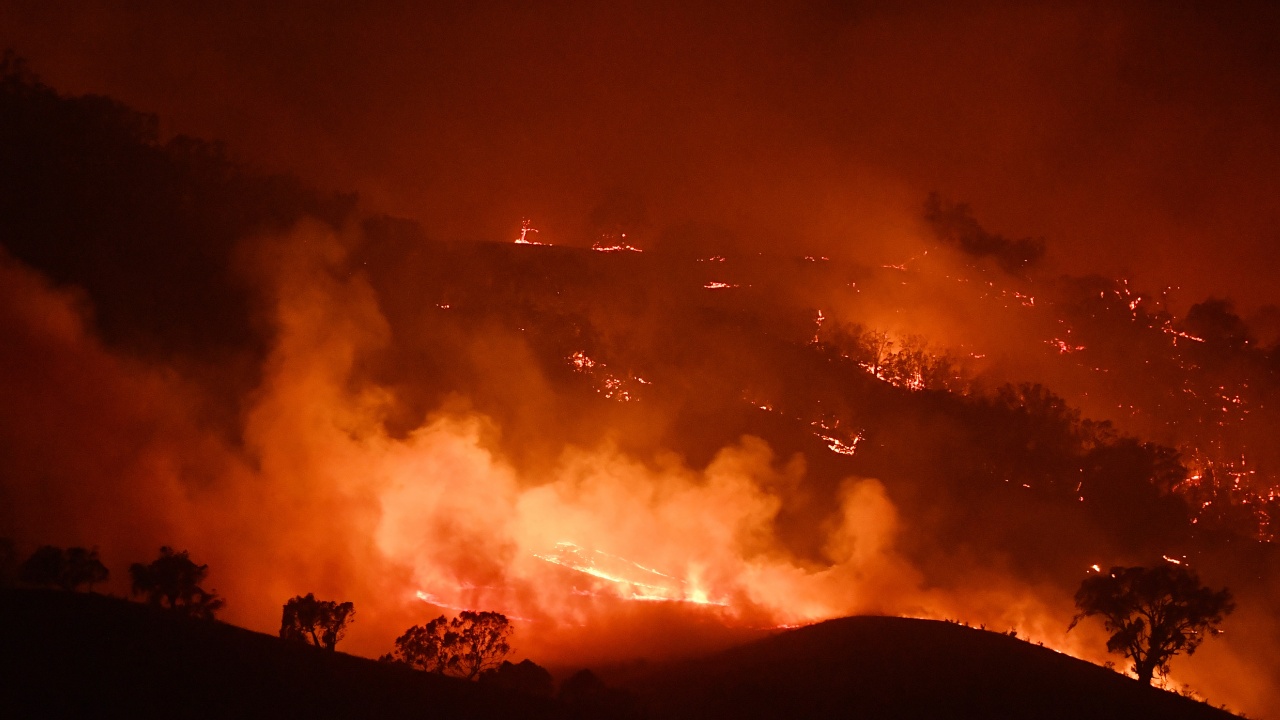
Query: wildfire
1046 338 1086 354
810 419 865 456
704 281 740 289
533 541 729 607
591 234 642 253
514 218 548 245
567 351 643 401
569 350 597 371
818 433 862 456
414 589 472 613
1163 324 1205 345
1005 290 1035 307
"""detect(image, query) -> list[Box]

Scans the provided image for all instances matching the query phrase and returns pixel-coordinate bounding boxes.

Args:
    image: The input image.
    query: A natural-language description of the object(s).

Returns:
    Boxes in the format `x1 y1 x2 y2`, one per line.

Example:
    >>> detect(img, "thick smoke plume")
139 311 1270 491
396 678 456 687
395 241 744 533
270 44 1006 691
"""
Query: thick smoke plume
0 224 1104 666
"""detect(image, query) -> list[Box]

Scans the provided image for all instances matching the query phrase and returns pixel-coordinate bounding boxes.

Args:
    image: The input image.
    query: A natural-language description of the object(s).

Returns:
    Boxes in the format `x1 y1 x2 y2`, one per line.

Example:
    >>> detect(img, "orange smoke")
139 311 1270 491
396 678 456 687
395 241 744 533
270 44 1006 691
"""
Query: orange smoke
0 224 1266 712
0 225 920 659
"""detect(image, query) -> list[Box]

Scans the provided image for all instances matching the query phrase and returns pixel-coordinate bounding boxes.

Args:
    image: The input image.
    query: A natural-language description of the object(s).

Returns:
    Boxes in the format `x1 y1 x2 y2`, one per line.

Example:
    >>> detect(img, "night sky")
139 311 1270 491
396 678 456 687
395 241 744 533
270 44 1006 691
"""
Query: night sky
4 1 1279 311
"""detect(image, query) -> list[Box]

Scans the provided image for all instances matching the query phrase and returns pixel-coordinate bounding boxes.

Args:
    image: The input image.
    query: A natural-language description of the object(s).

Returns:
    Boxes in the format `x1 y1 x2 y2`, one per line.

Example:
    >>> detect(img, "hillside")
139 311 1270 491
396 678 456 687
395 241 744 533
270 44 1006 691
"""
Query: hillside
0 589 1239 719
1 52 1276 717
0 589 557 719
618 616 1239 720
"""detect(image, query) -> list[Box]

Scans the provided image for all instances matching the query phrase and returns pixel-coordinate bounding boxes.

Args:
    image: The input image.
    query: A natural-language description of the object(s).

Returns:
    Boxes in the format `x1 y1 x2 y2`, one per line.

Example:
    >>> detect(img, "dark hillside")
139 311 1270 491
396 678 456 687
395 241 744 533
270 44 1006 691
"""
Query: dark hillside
0 591 1242 720
0 589 557 719
617 616 1239 720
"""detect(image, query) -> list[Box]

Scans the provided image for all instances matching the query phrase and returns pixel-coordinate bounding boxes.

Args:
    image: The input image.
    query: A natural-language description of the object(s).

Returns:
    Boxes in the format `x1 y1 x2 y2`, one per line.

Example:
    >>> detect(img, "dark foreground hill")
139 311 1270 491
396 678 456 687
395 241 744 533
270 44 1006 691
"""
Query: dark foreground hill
0 590 1239 719
614 615 1239 720
0 589 558 719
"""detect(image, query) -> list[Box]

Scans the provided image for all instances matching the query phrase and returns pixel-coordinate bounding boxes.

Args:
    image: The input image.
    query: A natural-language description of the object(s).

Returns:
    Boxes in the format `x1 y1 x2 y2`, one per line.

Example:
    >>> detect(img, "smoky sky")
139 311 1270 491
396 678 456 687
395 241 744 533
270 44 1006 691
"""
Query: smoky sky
5 4 1280 712
2 0 1278 311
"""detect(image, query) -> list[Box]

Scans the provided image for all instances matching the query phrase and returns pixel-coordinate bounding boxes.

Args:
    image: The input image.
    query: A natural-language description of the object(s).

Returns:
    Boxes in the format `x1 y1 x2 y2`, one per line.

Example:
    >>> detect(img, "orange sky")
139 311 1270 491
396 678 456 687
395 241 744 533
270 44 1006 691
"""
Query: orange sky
2 0 1278 312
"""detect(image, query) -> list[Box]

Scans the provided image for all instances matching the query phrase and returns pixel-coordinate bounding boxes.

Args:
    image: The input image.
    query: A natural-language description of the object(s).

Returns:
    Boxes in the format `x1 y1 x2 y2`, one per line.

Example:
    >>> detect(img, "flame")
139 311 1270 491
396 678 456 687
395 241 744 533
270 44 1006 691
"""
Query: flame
1046 338 1085 354
567 351 642 401
1 223 1265 712
591 234 642 253
514 218 549 245
532 541 730 607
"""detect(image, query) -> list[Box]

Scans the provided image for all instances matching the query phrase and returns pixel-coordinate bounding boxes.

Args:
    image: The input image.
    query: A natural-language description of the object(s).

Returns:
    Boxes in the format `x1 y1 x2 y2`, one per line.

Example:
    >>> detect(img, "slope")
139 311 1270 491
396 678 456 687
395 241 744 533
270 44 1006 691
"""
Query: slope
617 615 1240 720
0 589 556 719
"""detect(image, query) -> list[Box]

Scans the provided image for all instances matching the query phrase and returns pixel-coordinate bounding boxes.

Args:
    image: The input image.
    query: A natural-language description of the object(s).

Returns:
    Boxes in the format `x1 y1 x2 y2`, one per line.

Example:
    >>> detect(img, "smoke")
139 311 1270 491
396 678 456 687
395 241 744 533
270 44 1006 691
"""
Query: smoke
0 225 1062 644
0 223 925 661
5 1 1280 308
2 209 1276 713
2 3 1279 706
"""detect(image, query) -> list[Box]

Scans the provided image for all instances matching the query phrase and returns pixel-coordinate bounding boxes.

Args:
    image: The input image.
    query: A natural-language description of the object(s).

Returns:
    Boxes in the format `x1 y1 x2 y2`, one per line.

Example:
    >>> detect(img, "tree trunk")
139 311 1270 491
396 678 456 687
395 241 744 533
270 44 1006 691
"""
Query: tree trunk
1135 659 1156 685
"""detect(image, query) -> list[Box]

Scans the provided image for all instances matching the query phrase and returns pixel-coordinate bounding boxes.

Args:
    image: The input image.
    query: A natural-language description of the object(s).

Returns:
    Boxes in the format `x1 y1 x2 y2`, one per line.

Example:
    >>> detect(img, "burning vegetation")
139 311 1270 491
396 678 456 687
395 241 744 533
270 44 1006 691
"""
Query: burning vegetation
1 47 1279 716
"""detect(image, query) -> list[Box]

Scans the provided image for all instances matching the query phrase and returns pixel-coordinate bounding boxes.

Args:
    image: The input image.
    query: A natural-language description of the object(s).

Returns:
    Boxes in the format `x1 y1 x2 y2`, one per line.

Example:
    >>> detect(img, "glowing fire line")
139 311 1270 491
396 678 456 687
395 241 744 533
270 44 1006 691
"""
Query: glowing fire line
533 541 729 607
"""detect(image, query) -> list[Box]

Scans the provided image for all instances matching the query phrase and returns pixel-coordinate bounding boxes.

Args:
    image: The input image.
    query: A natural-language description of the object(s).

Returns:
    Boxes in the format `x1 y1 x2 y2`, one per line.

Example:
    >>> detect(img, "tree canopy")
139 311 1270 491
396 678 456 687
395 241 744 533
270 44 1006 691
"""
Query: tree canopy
18 545 109 592
479 659 554 697
1069 563 1234 684
279 593 355 651
382 611 512 680
128 546 224 619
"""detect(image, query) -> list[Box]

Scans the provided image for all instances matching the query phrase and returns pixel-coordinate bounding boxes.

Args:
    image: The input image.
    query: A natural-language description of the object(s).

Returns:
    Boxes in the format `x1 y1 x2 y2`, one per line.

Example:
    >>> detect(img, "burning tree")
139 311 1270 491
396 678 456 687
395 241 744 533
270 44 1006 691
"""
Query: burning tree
18 545 109 592
382 611 512 679
128 546 224 619
279 593 355 651
1069 564 1234 685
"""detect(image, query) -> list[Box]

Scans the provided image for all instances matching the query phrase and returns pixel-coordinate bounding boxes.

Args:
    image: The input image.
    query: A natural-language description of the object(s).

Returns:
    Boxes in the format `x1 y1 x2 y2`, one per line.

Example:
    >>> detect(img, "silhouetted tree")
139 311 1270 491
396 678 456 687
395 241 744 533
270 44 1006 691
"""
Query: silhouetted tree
1069 564 1234 685
62 546 110 592
279 593 355 651
1079 439 1190 547
383 616 459 674
18 545 108 591
129 546 223 619
558 668 608 705
479 659 554 697
18 545 62 588
559 669 644 720
452 611 513 679
1183 298 1252 350
383 611 512 679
